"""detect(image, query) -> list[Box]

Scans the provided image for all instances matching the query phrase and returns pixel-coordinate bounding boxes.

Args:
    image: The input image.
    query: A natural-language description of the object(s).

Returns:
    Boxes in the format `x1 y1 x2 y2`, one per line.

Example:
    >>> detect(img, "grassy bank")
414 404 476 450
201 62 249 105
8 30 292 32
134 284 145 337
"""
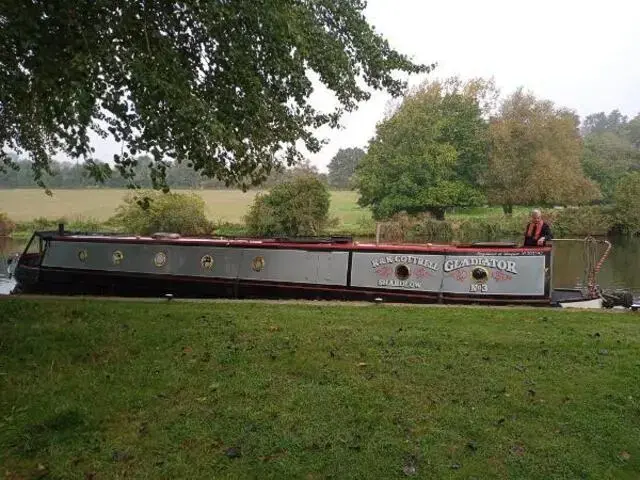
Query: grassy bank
1 299 639 478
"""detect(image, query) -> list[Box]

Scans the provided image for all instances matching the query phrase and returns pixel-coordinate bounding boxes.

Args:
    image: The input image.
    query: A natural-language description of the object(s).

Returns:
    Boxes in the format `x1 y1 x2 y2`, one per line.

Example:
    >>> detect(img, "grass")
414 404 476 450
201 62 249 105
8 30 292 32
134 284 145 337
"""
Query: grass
0 189 368 226
1 189 373 239
0 189 527 228
1 298 639 479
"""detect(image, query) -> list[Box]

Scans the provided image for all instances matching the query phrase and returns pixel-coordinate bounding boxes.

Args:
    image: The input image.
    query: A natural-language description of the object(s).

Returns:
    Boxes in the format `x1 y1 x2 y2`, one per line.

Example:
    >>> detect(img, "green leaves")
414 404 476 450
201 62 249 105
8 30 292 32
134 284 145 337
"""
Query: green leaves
245 175 332 236
327 147 365 189
487 88 601 208
353 77 490 220
1 1 432 191
110 190 214 236
613 172 640 235
580 112 640 202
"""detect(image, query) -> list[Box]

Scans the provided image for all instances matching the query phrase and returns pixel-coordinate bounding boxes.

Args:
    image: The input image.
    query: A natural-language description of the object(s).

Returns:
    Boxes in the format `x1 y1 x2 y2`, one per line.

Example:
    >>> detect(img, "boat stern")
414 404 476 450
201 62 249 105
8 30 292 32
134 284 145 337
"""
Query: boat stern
11 230 52 293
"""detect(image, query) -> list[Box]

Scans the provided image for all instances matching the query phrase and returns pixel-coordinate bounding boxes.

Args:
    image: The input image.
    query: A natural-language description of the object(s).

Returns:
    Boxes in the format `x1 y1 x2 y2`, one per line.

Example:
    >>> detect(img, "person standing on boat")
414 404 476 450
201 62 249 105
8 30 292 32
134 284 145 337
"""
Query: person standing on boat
524 209 553 246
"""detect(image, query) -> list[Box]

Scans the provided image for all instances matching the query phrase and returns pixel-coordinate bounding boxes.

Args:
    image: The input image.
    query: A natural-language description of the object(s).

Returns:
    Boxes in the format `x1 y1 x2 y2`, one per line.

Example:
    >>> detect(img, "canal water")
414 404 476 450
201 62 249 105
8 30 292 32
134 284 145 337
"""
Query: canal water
1 236 639 296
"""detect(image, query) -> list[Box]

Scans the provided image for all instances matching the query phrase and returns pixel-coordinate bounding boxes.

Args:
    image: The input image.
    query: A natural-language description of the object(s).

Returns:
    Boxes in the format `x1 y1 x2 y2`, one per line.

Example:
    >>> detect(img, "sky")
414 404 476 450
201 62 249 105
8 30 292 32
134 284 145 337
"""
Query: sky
74 0 640 173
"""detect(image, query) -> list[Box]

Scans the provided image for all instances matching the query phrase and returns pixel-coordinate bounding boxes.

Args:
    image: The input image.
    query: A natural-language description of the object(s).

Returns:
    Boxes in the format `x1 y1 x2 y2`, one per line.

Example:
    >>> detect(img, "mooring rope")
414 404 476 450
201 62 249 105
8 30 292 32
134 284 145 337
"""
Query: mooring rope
583 236 612 298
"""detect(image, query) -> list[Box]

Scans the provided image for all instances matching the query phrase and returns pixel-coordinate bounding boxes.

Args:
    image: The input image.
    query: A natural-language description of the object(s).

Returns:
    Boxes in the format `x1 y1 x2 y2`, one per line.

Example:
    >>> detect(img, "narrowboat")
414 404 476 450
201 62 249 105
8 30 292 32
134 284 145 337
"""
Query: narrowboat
6 224 613 307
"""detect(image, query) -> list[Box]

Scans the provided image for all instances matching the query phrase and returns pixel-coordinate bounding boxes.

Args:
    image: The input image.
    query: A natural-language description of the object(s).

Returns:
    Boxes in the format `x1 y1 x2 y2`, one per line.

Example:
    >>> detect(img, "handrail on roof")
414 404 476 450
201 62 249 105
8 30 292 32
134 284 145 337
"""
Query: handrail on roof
39 224 355 244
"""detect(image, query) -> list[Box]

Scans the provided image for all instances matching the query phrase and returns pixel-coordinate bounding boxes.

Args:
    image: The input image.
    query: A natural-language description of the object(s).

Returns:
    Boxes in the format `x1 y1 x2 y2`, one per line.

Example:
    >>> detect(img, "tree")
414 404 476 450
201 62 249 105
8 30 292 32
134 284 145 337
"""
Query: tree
581 131 640 202
327 147 365 189
581 110 629 136
578 110 640 202
0 2 432 193
613 172 640 235
353 77 495 220
486 88 600 213
626 114 640 149
245 175 332 236
110 190 213 235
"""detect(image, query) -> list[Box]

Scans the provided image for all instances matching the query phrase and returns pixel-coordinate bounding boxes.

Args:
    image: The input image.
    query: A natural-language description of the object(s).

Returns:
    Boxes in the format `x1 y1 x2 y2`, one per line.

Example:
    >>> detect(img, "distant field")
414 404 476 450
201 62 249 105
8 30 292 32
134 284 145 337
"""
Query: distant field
0 189 371 228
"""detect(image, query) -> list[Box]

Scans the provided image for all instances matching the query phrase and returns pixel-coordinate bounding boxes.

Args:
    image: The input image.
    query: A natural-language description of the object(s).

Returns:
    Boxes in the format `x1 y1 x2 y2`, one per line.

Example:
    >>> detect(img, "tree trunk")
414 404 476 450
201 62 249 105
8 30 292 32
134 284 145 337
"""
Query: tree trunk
502 204 513 216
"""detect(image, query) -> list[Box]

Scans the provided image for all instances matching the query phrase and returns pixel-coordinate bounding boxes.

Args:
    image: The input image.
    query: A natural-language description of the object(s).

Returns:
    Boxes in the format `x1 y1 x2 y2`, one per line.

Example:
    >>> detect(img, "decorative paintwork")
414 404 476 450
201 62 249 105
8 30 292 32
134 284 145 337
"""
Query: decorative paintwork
350 252 444 292
441 252 547 296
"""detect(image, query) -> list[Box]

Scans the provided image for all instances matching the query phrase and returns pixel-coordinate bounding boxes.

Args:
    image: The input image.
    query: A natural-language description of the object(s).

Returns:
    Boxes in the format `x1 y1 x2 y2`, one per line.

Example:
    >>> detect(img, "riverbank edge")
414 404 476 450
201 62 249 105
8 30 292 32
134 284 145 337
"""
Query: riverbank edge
0 293 632 313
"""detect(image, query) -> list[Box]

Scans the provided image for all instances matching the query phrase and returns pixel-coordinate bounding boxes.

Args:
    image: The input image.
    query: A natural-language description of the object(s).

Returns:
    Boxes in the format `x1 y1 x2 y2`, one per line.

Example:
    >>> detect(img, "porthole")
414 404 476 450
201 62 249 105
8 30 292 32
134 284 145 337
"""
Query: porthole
252 256 265 272
201 254 214 269
112 250 124 265
154 251 168 267
472 267 489 283
395 264 410 280
77 249 88 262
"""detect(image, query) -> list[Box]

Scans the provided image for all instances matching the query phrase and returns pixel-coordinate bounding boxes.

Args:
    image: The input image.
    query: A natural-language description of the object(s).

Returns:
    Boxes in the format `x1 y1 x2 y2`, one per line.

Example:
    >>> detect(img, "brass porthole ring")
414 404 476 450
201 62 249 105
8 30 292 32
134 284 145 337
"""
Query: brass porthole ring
252 256 265 272
395 264 410 280
471 267 489 283
154 251 168 267
201 254 214 269
112 250 124 265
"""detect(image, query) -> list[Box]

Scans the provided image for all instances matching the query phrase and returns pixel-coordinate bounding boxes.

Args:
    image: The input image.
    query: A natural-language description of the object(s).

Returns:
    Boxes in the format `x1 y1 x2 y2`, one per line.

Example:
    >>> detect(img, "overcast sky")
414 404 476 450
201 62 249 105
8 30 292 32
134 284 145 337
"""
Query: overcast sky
77 0 640 172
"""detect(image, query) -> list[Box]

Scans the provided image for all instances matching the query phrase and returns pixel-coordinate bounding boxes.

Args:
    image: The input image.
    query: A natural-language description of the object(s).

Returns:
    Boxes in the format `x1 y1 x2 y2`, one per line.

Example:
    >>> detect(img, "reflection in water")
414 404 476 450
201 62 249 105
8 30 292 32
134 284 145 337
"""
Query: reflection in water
552 237 640 294
0 235 638 296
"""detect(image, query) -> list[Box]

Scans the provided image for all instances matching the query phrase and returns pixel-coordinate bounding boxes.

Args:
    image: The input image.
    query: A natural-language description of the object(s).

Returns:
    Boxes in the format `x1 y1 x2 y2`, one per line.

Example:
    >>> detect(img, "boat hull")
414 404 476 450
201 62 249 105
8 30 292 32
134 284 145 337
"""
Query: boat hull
15 265 558 305
10 230 581 307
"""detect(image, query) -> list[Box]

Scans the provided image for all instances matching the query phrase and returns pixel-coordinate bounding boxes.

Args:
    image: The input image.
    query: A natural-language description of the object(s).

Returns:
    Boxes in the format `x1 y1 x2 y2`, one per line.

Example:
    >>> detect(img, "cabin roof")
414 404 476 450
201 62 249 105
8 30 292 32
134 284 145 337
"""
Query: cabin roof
37 231 552 254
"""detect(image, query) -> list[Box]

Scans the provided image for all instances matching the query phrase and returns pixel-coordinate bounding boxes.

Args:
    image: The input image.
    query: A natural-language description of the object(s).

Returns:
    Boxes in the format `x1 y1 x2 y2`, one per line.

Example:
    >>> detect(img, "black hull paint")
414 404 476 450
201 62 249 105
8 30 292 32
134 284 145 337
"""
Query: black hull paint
13 266 559 306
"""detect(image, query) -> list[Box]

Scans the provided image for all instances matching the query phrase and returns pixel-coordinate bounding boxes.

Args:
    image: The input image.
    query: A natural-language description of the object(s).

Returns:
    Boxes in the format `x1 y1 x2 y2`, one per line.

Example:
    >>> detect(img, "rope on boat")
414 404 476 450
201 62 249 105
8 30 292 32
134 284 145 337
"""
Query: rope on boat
582 236 612 298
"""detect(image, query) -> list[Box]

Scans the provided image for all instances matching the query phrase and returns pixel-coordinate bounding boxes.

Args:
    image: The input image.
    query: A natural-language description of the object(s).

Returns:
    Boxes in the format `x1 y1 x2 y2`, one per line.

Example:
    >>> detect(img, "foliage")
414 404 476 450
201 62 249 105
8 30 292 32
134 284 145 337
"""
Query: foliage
327 147 366 189
13 216 105 238
268 159 329 186
579 110 640 202
111 190 213 235
1 2 431 192
353 77 496 220
487 88 601 210
581 109 631 136
0 155 333 190
548 206 615 237
0 212 16 236
628 115 640 149
245 175 333 236
613 172 640 235
3 299 640 479
375 206 615 243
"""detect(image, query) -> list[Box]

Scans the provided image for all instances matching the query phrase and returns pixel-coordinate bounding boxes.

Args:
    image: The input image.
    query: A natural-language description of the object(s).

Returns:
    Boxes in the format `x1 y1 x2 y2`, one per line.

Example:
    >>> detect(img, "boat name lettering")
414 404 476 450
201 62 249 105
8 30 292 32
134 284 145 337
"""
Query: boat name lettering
378 279 422 289
371 255 439 271
444 257 517 274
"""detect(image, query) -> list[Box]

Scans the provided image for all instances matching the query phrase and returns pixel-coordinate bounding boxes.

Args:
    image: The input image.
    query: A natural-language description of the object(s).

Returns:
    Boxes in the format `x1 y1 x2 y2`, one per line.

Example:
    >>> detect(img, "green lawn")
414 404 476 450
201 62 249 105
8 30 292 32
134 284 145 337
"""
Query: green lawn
1 298 639 479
